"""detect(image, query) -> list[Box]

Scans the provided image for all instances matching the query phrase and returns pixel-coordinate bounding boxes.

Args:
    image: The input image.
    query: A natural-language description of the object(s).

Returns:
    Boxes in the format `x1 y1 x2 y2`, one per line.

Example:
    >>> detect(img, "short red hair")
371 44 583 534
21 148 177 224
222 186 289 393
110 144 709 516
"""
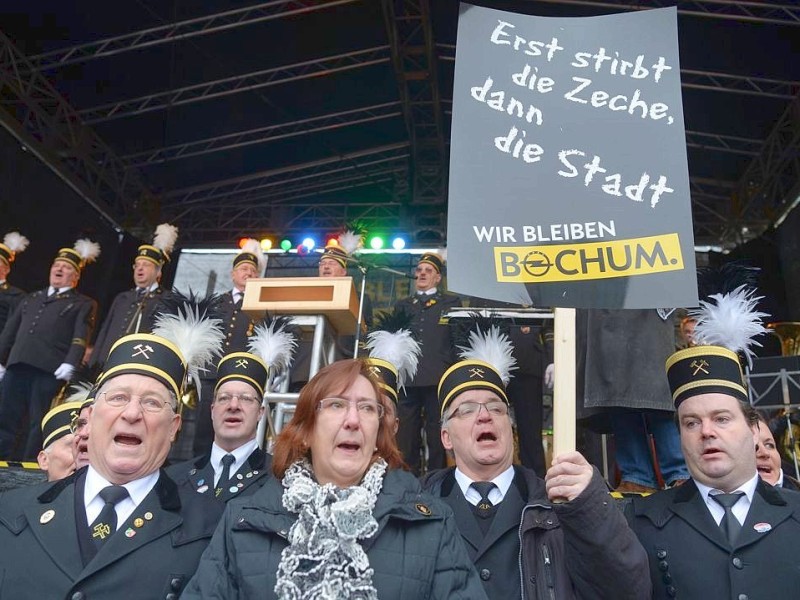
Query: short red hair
272 359 406 479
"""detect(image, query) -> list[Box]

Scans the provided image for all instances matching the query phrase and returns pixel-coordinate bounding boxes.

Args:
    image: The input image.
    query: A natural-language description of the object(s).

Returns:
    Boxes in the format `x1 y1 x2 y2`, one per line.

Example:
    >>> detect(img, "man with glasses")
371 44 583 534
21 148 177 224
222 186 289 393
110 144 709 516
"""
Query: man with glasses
168 351 272 501
0 331 223 598
422 332 650 599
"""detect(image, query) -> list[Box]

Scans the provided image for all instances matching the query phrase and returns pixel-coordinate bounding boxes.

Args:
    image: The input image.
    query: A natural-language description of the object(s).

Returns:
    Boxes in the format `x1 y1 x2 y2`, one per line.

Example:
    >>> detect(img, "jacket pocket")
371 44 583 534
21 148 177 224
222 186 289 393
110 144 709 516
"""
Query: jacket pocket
540 544 557 600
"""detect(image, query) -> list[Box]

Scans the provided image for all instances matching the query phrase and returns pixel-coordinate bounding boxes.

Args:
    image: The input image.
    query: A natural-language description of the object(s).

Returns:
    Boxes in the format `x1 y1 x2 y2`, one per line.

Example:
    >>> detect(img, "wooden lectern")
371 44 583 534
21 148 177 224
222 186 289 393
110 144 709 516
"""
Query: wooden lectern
242 277 360 444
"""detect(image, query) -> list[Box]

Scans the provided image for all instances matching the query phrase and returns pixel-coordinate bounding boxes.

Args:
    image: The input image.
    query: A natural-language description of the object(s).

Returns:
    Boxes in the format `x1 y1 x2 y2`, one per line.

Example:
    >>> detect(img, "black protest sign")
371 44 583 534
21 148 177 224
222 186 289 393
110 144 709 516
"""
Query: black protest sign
447 4 697 309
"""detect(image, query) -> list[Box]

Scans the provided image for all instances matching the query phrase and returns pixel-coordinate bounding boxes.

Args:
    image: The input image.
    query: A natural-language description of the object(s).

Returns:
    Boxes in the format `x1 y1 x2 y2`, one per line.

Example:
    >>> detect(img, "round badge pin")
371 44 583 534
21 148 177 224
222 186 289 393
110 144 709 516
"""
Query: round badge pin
197 485 209 494
197 479 205 486
246 472 253 478
125 528 136 538
754 522 772 533
415 503 432 516
237 474 244 480
40 509 56 524
144 512 154 521
134 518 144 528
229 486 239 493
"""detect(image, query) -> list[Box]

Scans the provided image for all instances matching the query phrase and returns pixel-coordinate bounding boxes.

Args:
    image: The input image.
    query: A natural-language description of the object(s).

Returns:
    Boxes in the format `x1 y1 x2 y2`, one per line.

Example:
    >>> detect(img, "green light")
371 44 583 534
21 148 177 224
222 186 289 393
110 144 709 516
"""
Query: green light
369 236 384 250
280 239 292 251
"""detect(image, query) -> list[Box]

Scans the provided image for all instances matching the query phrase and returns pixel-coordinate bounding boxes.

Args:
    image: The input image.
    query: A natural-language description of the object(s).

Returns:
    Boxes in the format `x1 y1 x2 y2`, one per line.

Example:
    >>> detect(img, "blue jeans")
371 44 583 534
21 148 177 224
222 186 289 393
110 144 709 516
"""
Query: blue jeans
611 410 688 488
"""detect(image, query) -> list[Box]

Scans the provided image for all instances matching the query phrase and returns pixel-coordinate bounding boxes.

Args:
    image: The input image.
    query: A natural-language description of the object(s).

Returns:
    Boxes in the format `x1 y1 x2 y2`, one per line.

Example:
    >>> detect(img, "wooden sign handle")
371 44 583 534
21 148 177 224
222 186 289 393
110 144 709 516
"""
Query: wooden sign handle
552 307 576 459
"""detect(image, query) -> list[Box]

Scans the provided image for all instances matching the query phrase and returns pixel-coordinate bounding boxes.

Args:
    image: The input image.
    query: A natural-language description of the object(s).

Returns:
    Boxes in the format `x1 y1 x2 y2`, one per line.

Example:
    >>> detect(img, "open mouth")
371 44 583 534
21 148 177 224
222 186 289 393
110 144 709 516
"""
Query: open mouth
337 441 361 453
114 434 142 446
702 447 723 458
757 464 774 475
476 432 497 443
224 416 243 425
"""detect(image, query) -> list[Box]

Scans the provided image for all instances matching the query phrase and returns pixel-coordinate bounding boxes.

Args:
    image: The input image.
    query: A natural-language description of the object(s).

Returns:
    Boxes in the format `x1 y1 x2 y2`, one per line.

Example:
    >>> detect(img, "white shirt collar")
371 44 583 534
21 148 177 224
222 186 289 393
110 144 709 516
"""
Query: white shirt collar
454 464 515 506
775 471 785 487
84 466 160 530
210 439 258 484
416 287 437 296
695 472 759 526
137 282 158 293
48 286 72 296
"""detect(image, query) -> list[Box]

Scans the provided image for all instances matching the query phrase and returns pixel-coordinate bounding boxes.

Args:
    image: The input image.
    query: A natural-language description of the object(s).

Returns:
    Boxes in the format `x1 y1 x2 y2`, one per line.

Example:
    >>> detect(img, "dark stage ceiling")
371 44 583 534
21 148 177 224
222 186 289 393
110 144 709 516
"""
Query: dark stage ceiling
0 0 798 247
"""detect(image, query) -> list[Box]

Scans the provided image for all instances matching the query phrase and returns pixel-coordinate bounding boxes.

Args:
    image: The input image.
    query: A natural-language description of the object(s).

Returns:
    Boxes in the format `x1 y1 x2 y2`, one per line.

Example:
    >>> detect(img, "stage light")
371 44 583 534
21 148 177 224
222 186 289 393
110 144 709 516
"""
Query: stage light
302 237 316 250
280 239 292 251
369 236 384 250
260 238 273 251
391 237 406 250
238 238 249 249
296 244 309 256
326 237 339 247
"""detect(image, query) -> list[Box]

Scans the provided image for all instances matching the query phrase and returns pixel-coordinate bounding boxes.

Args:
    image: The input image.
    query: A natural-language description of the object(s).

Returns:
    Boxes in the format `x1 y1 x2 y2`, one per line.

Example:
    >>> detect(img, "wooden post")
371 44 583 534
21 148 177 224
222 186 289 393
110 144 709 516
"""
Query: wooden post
552 307 576 458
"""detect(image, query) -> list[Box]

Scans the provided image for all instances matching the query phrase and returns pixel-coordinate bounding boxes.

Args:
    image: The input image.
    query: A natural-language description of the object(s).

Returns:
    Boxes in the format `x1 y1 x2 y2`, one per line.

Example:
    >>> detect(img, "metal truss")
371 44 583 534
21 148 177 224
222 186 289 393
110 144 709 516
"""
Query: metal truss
79 46 392 124
0 31 154 234
27 0 359 71
162 142 410 206
437 45 799 100
528 1 800 26
722 92 800 246
382 0 448 205
685 131 761 156
122 101 403 167
168 201 407 243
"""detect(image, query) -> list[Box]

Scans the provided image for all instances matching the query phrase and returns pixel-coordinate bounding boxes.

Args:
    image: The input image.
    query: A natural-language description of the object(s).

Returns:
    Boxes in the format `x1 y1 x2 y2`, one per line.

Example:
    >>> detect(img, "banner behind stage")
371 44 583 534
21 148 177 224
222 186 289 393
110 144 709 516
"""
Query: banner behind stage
447 4 697 309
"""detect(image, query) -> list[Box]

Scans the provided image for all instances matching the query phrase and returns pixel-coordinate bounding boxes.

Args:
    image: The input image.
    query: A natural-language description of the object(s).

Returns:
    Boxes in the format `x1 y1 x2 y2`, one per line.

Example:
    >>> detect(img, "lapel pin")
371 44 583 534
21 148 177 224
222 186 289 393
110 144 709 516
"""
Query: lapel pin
229 486 239 494
144 512 154 521
237 474 244 480
40 509 56 524
415 503 432 516
125 528 136 538
246 472 253 479
197 485 209 494
189 468 197 475
754 522 772 533
253 470 259 475
197 479 205 486
134 518 144 528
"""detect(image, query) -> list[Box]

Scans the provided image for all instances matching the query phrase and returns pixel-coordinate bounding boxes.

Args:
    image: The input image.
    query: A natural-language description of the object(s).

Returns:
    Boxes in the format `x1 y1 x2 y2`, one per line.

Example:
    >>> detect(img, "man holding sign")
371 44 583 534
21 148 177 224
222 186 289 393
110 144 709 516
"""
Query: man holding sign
423 324 650 599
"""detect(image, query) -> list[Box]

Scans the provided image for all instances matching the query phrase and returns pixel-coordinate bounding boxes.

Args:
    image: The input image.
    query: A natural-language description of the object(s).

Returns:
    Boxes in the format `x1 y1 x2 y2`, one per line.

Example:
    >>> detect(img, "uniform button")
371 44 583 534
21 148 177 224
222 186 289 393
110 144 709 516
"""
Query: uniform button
662 574 672 584
656 549 667 559
528 576 536 584
666 585 677 597
738 595 748 600
170 578 182 590
165 594 178 600
732 557 743 569
658 560 669 571
71 592 85 600
480 569 491 580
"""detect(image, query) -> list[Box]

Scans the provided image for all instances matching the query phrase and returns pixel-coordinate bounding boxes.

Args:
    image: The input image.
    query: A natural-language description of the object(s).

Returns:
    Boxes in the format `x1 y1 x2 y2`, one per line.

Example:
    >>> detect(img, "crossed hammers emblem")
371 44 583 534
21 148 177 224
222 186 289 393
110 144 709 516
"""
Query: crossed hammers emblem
469 367 485 379
235 359 249 369
132 344 154 359
690 359 710 376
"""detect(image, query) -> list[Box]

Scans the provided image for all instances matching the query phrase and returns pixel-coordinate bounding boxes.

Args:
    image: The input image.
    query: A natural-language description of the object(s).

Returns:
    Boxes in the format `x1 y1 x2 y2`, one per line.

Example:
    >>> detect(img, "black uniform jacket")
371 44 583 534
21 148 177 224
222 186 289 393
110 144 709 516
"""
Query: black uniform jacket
0 283 25 334
423 465 651 600
205 291 258 381
394 291 461 387
90 286 167 368
166 446 272 502
0 467 223 600
0 288 96 372
627 478 800 600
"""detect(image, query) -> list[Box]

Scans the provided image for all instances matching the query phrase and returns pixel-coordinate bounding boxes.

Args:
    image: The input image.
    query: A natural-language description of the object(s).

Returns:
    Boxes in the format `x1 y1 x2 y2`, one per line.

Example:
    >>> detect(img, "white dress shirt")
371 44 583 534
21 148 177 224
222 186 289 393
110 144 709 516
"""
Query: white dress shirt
455 465 515 506
210 439 258 486
696 473 759 526
84 466 160 531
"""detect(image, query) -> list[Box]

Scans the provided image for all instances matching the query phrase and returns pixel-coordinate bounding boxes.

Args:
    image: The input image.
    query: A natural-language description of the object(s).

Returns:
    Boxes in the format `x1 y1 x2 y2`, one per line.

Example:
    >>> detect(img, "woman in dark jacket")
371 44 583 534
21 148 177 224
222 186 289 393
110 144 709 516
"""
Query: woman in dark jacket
183 359 487 600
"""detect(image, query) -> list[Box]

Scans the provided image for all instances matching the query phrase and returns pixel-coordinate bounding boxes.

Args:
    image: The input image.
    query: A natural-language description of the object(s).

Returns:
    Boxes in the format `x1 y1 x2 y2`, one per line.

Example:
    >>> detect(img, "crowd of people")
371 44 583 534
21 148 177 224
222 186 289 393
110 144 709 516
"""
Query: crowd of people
0 227 798 599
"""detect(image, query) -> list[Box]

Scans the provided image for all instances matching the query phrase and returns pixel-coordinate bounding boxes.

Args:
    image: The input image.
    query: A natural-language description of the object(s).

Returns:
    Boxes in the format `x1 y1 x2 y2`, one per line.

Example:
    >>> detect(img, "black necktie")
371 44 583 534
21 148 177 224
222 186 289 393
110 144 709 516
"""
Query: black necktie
89 485 129 549
472 481 497 518
215 454 236 496
233 294 242 309
711 491 745 544
136 287 147 299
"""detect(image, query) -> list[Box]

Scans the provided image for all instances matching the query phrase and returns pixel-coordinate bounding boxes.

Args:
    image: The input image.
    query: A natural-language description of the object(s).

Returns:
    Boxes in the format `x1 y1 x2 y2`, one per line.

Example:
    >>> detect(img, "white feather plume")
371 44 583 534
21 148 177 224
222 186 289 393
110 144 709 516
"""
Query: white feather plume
689 285 769 366
247 318 298 374
365 329 422 389
73 238 101 264
438 248 448 264
63 381 93 404
152 304 224 382
457 325 517 385
3 232 29 253
240 238 266 273
337 230 362 255
153 223 179 256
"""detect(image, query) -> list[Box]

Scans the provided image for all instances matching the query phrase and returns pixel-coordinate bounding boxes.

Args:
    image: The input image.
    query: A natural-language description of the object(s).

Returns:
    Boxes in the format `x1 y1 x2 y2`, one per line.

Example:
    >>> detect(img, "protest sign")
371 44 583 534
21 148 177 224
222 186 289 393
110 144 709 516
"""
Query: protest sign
447 4 697 309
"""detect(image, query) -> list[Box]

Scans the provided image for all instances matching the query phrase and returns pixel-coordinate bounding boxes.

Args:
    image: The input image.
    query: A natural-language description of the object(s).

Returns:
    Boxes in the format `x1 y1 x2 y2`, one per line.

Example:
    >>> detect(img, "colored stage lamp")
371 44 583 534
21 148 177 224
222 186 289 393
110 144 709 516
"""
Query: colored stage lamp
302 237 316 250
391 237 406 250
238 238 249 249
369 236 384 250
326 237 339 247
280 239 292 252
296 244 309 256
260 238 273 251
